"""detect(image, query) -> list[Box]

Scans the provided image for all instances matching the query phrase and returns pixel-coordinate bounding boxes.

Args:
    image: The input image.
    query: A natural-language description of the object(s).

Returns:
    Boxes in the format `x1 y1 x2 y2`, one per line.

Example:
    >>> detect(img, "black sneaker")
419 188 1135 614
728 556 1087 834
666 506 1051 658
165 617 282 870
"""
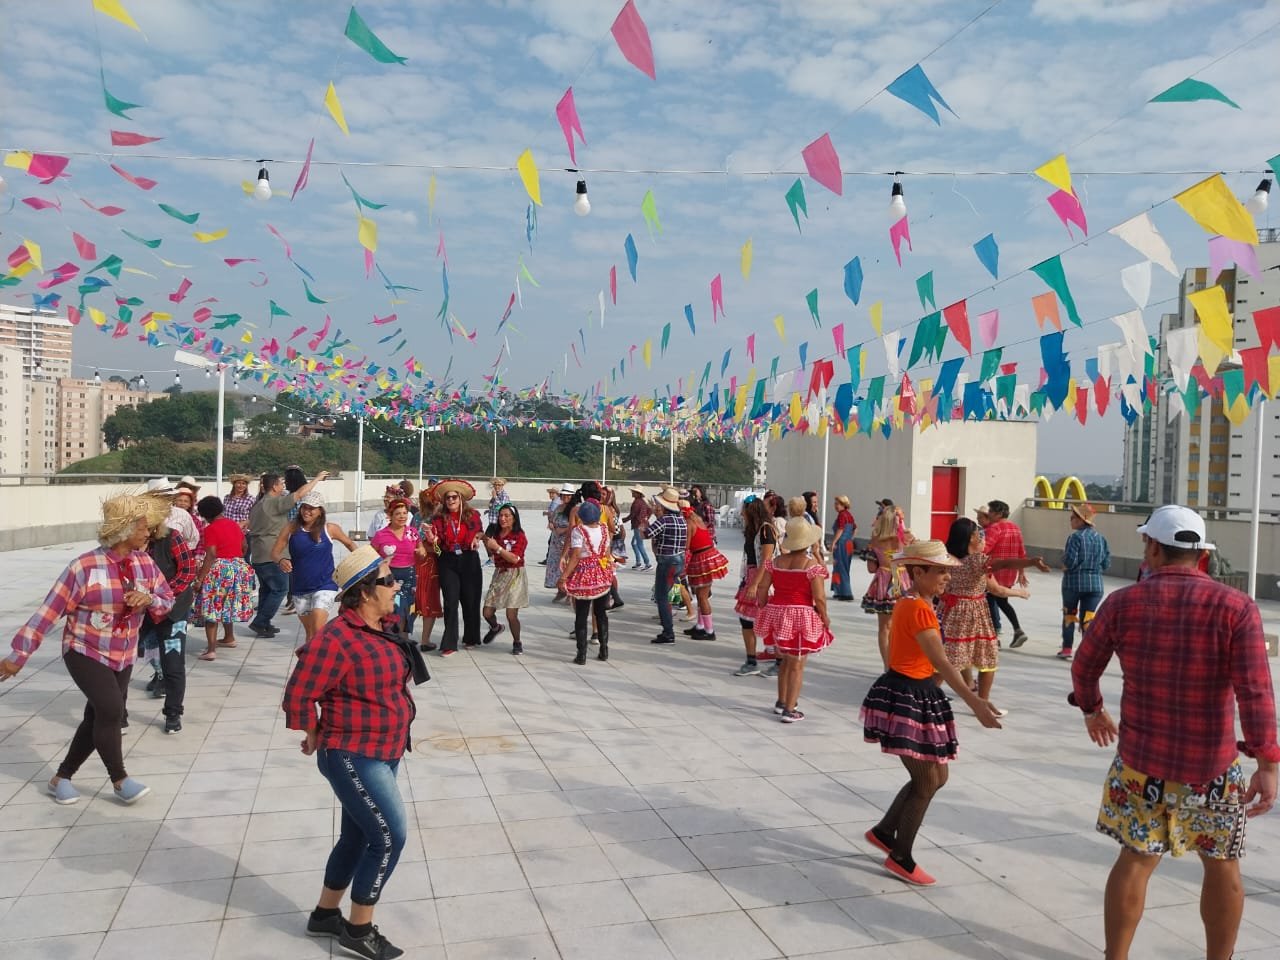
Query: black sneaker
338 924 403 959
164 716 182 735
1009 630 1029 649
511 641 523 656
610 600 625 610
306 912 345 939
652 634 676 644
144 671 162 694
482 623 504 644
683 626 706 638
698 632 717 641
149 677 166 699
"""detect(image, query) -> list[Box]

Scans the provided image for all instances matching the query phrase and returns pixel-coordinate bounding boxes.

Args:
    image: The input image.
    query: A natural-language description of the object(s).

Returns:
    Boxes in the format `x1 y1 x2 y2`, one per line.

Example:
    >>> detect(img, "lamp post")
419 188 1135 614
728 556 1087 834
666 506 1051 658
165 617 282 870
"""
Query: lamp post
418 424 443 490
355 415 366 532
174 349 226 490
589 434 620 485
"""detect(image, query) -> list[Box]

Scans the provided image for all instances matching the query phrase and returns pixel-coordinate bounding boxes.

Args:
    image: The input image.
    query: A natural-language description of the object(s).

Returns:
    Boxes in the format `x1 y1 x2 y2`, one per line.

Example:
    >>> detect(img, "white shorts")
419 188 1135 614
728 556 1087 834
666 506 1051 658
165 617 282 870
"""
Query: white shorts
293 591 337 616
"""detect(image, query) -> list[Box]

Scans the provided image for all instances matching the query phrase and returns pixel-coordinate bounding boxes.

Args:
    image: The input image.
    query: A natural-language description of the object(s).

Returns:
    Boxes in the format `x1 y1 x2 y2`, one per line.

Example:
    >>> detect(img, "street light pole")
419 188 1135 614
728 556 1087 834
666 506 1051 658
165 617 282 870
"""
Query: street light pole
419 428 426 490
355 415 365 532
492 430 498 478
589 434 620 485
215 365 226 491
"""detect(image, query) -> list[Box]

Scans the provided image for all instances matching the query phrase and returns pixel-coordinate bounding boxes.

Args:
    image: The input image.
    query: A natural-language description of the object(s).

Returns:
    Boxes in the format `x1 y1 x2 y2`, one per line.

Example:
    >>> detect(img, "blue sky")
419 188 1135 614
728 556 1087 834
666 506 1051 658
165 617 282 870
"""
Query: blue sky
2 0 1279 477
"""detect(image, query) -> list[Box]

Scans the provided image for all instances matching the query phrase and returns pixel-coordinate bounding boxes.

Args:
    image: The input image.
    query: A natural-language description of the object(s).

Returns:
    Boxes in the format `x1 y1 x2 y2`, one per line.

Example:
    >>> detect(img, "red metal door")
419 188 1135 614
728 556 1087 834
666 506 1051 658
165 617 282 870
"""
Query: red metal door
930 467 960 540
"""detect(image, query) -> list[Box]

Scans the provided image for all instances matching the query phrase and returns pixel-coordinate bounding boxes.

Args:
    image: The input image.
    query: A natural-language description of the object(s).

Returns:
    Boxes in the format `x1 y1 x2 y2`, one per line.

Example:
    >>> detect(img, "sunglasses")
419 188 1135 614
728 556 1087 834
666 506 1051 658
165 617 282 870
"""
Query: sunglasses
444 494 461 501
373 574 398 587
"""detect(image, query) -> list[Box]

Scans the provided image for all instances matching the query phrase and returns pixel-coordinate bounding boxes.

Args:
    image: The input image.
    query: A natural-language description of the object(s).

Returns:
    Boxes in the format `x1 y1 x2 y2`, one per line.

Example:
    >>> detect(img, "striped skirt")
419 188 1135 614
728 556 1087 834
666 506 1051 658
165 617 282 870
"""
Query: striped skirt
860 670 958 763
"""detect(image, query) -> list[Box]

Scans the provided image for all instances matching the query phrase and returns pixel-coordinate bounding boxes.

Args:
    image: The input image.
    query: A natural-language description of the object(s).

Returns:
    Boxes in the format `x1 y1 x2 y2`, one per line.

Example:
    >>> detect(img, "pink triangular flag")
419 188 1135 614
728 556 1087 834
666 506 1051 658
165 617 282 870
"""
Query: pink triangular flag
72 232 98 260
555 88 586 165
26 154 70 183
977 309 999 348
832 322 846 357
436 230 448 265
169 277 192 303
110 130 163 147
609 265 617 305
292 138 315 200
801 133 842 196
747 333 756 363
109 163 157 190
889 215 912 266
710 274 725 322
1208 235 1262 281
942 300 972 355
610 0 656 80
1047 189 1088 237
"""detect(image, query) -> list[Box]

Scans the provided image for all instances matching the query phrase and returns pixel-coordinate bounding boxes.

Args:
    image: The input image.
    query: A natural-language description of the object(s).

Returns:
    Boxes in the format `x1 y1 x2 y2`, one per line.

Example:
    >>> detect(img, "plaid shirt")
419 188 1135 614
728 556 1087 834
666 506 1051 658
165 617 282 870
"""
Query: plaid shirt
647 512 688 557
1062 526 1110 594
283 607 417 761
223 493 255 525
1072 566 1280 783
982 518 1026 588
9 547 176 671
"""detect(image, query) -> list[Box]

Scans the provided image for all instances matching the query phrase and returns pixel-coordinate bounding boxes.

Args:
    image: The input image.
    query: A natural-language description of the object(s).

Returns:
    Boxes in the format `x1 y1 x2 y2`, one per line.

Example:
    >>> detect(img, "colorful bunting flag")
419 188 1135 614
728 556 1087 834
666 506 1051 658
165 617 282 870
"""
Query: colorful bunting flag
1149 77 1239 108
1174 174 1258 244
885 64 955 124
784 179 808 232
805 289 820 328
93 0 141 31
611 0 656 80
973 233 999 278
801 133 842 195
843 257 862 305
344 6 407 64
324 82 350 135
1030 255 1082 327
889 216 912 266
101 70 141 118
916 271 935 310
741 238 753 281
624 234 638 281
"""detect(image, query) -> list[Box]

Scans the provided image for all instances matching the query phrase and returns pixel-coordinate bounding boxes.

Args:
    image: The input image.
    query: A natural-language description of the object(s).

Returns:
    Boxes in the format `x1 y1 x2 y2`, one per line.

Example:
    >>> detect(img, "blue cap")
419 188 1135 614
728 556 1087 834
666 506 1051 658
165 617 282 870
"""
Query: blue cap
578 500 602 524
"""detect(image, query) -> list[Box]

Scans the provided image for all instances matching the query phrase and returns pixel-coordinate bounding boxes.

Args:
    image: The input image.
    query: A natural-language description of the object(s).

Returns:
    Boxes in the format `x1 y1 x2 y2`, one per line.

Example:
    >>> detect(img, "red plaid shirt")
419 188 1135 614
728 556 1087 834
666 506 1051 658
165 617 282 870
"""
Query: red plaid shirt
1072 565 1280 783
982 518 1025 588
282 607 416 761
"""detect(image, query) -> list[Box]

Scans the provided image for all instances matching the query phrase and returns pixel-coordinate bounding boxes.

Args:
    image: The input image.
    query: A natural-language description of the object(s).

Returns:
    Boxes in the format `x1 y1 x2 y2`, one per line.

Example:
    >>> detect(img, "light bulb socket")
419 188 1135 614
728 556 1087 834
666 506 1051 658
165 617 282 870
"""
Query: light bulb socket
1257 178 1273 195
257 166 270 183
575 179 588 197
890 181 904 199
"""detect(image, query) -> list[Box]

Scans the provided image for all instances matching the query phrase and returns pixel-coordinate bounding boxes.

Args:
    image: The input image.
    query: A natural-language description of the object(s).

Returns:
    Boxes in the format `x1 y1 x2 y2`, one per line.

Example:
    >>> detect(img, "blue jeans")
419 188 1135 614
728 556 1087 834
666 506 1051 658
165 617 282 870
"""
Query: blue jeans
631 529 651 568
316 748 407 906
1061 585 1102 651
654 555 685 638
251 561 288 630
391 565 417 637
832 528 855 599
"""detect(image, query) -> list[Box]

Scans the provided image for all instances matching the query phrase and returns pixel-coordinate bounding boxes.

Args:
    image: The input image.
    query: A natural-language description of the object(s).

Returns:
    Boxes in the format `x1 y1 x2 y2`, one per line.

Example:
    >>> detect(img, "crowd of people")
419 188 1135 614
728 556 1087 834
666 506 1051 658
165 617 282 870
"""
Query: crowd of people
3 473 1277 960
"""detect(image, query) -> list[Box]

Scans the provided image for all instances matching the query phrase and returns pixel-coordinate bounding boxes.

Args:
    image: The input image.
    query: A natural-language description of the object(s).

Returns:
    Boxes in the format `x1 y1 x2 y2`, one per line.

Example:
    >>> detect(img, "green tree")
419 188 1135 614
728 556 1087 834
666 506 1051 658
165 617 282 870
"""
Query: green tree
246 411 290 438
103 405 144 450
676 440 753 484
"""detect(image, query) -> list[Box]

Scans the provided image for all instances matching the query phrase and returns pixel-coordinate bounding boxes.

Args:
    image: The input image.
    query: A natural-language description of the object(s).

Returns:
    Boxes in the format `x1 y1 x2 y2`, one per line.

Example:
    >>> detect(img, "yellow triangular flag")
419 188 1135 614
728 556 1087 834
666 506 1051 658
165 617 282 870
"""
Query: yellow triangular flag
735 384 749 420
122 267 158 278
516 149 541 206
1224 394 1250 426
159 258 193 269
817 416 828 438
8 260 35 279
357 215 378 252
89 307 109 327
643 339 652 369
193 228 228 243
22 240 43 272
4 150 32 170
241 331 254 344
773 314 786 342
789 392 803 426
324 82 350 136
1063 378 1077 413
92 0 141 32
1033 153 1072 194
869 301 883 336
740 238 753 281
1174 174 1257 245
1268 356 1280 399
1188 285 1234 357
427 173 437 223
150 311 171 321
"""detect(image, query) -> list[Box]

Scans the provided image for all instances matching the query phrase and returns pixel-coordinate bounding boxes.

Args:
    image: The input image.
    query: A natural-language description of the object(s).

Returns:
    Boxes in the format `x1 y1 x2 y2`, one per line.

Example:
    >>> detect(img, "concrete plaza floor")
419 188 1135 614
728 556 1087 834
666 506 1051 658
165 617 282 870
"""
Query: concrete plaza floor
1 517 1279 959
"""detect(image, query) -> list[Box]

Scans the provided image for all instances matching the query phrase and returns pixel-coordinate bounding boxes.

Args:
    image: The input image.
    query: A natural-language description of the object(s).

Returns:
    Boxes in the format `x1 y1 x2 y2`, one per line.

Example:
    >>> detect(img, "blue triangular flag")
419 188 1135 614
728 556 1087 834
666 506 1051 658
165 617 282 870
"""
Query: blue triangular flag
885 64 955 125
624 234 638 282
973 233 999 278
843 257 863 305
684 304 695 335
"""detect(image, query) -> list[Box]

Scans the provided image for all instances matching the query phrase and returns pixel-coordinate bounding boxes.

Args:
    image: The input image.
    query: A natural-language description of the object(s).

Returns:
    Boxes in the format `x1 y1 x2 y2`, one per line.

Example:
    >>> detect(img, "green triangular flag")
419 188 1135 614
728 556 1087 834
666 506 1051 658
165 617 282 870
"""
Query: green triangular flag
699 361 712 388
91 254 124 278
344 5 407 64
101 70 142 118
847 344 860 392
641 189 662 239
268 300 291 321
660 322 671 355
979 347 1003 383
341 171 386 211
1030 255 1082 327
932 317 948 360
908 312 939 368
996 373 1017 409
1270 154 1280 179
158 203 200 224
805 288 820 328
1149 77 1239 109
915 271 935 310
120 229 161 249
303 280 328 304
1183 380 1201 419
768 356 779 381
785 179 807 232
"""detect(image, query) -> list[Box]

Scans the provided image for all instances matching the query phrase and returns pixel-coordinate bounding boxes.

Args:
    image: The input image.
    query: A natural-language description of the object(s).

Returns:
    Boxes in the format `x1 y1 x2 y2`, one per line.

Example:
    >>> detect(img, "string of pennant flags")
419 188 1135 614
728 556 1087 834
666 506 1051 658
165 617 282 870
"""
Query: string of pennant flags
1 0 1278 445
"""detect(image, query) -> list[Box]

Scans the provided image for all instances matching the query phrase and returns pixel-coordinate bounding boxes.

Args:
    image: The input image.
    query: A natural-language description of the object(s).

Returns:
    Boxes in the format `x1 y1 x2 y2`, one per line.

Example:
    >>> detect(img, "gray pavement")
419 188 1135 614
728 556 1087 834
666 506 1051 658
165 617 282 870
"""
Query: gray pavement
1 516 1279 959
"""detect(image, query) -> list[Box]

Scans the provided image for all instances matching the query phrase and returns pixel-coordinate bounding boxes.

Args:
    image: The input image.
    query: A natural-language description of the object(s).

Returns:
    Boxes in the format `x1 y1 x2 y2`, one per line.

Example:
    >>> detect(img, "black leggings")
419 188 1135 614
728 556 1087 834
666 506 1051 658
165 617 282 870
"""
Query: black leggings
574 595 610 643
59 651 132 784
438 550 482 651
873 757 950 868
988 594 1022 632
141 617 188 720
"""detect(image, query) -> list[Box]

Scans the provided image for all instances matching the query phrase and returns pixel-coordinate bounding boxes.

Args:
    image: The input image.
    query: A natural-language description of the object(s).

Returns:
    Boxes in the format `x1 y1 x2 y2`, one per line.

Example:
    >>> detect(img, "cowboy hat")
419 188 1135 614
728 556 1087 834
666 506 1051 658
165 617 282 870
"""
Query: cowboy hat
298 491 325 509
335 545 385 596
629 485 647 497
97 494 151 546
175 476 201 493
141 494 172 532
430 478 477 503
893 540 960 567
559 484 577 496
228 473 253 485
1069 502 1096 525
137 477 178 497
490 477 506 486
973 505 991 517
781 517 823 553
653 489 681 512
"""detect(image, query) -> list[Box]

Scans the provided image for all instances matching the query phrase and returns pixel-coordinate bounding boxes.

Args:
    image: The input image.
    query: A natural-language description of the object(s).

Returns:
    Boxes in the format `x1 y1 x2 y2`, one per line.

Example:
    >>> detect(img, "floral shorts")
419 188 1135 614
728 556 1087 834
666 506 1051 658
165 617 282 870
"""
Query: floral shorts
1095 754 1247 860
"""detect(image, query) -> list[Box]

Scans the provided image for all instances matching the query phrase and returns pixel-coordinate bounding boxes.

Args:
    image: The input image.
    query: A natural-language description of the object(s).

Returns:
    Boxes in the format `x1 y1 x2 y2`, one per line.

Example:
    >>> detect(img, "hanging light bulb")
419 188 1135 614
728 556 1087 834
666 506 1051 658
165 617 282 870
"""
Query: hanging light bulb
138 374 147 390
574 178 591 217
888 175 906 221
1245 178 1272 217
253 165 272 201
0 172 6 194
93 370 102 385
34 363 45 380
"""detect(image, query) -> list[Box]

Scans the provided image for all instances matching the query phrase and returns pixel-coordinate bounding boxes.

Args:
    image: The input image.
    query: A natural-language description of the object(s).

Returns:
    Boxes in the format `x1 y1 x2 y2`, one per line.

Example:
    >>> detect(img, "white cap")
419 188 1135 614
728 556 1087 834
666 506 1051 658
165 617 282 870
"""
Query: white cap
1136 505 1215 551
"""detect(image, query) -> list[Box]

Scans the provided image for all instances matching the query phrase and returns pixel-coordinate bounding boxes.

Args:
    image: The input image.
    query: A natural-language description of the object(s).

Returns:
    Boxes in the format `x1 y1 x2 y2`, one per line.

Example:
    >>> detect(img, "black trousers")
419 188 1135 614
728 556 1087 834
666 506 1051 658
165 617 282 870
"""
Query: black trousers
438 550 482 651
574 595 610 648
140 617 188 719
59 651 132 783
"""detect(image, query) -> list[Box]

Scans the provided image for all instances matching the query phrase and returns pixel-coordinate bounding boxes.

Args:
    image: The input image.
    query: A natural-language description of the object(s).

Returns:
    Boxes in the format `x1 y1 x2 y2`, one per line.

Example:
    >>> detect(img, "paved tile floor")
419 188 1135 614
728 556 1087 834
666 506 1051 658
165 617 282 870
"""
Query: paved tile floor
1 516 1279 959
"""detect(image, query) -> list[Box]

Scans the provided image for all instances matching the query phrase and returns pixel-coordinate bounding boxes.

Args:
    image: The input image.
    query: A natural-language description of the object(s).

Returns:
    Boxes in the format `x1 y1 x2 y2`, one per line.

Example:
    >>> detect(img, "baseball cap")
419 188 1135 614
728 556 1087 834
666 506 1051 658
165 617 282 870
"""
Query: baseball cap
578 500 602 524
1136 505 1215 551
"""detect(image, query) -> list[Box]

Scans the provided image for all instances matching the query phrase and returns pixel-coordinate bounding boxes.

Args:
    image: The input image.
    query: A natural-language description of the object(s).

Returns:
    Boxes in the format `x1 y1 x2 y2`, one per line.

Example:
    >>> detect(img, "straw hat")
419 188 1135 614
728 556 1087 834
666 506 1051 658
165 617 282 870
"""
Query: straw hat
335 544 384 596
781 517 823 553
893 540 960 567
430 478 476 503
228 473 253 485
653 488 681 511
176 476 201 494
490 477 506 487
141 494 172 532
559 483 577 496
298 491 325 509
1069 502 1096 525
98 494 151 546
973 505 990 518
629 485 647 497
137 477 178 497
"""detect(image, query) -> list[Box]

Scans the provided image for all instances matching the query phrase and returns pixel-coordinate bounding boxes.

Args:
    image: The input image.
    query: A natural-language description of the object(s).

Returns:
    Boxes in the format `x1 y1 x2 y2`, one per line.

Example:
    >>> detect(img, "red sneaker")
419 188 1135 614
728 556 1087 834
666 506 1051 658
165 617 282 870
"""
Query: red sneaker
883 856 936 886
863 829 892 856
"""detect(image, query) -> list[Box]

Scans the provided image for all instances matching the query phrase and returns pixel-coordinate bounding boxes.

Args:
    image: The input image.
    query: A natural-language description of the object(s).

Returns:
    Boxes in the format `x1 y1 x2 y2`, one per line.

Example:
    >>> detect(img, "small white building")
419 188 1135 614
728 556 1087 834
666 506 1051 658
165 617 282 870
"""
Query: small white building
765 420 1038 540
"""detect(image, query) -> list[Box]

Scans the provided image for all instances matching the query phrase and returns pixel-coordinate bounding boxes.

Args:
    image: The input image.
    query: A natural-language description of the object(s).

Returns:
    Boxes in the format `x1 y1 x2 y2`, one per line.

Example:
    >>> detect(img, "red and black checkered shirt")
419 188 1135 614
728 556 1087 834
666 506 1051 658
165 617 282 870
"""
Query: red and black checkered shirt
1072 565 1280 783
981 518 1026 588
282 607 416 761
